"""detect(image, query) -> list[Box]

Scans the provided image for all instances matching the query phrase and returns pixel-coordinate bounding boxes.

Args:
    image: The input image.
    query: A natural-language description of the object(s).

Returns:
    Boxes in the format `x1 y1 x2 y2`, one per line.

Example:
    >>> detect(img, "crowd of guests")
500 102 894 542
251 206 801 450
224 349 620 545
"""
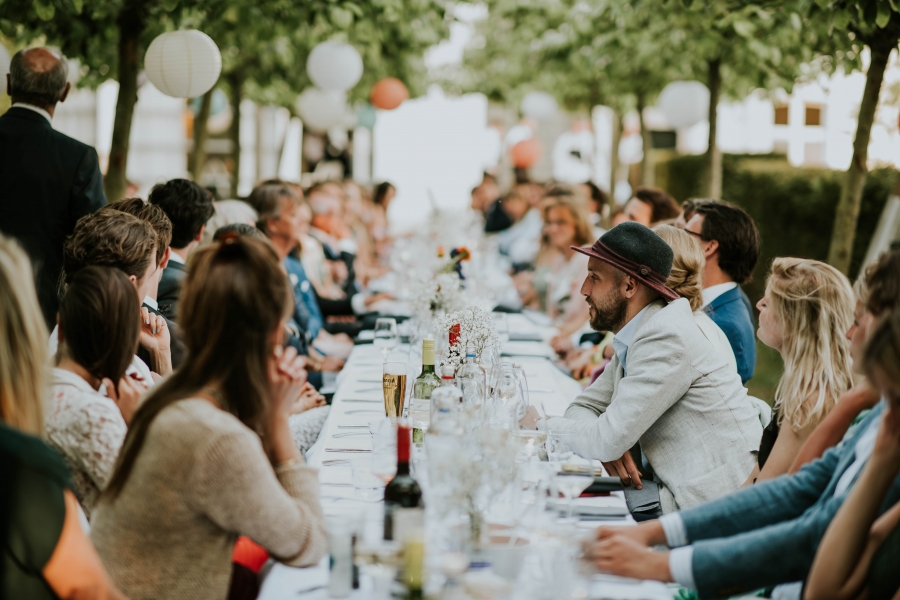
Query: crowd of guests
3 44 900 600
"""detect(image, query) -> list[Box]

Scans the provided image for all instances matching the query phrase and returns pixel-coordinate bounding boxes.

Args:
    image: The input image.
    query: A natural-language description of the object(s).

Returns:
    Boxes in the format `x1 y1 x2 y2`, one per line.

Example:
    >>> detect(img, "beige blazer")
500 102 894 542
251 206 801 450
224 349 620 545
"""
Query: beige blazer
546 298 762 512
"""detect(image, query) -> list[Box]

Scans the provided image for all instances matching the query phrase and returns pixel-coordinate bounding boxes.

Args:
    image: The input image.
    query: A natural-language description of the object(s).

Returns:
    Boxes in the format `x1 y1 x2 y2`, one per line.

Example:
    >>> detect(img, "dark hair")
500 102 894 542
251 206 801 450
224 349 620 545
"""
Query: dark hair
246 180 301 234
148 179 215 248
863 246 900 317
680 199 698 222
9 48 68 108
103 236 293 498
373 182 395 207
862 311 900 391
213 223 264 241
101 198 172 267
692 199 760 284
634 187 680 223
59 266 140 384
63 211 157 286
583 181 609 213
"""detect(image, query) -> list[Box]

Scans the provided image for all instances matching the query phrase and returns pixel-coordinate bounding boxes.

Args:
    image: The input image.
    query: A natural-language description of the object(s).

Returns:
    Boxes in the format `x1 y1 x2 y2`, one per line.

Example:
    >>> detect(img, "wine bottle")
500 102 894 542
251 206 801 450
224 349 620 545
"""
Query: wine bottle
410 339 441 443
383 422 424 541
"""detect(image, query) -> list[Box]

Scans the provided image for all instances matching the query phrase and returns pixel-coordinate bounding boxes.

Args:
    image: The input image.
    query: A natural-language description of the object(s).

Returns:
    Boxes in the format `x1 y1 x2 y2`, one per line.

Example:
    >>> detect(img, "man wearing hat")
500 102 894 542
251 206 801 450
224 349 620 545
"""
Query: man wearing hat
524 222 762 513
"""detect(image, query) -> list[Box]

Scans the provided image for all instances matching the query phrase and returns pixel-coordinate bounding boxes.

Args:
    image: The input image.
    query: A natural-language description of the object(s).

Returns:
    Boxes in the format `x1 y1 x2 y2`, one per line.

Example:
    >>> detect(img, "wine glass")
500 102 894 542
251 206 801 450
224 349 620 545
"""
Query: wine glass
553 472 594 524
374 317 398 360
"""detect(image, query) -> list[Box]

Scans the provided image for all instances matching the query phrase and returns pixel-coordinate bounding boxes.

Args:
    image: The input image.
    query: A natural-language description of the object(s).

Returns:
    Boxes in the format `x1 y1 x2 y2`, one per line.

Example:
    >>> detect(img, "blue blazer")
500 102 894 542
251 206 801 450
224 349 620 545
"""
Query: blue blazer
679 404 900 598
704 286 756 383
284 255 324 342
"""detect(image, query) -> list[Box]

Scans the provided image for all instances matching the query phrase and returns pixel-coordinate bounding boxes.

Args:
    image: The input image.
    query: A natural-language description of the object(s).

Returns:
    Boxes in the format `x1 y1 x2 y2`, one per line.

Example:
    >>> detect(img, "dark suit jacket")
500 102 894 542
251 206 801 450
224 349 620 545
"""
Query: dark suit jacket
157 260 187 321
704 285 756 383
0 107 106 328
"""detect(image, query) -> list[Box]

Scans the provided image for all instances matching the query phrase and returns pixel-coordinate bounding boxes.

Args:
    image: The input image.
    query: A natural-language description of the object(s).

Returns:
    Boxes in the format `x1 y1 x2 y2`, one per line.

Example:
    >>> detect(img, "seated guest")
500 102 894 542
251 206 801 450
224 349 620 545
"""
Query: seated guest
747 258 855 484
474 172 511 233
100 197 186 371
580 180 610 236
0 234 125 600
523 222 762 512
789 247 900 471
682 199 760 382
91 235 327 600
371 181 394 261
147 178 216 320
45 266 144 519
805 312 900 600
201 199 257 244
57 211 167 381
621 187 680 226
495 186 543 267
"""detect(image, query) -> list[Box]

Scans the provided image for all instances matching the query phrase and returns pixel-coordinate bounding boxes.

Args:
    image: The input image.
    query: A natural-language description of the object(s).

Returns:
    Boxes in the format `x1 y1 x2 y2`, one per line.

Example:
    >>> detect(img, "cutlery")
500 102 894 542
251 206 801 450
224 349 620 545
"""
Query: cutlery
296 584 326 595
325 448 371 453
321 459 349 466
337 425 370 429
354 388 382 393
342 399 381 404
333 432 368 438
320 482 354 487
345 409 383 415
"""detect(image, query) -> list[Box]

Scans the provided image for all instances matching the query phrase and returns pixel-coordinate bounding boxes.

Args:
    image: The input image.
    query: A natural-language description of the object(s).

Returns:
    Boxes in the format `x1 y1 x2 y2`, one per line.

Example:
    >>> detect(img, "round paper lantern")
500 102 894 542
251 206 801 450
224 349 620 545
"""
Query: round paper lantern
520 91 557 120
296 88 347 133
510 138 541 169
0 45 10 80
306 41 363 91
144 30 221 98
370 77 408 110
658 81 710 129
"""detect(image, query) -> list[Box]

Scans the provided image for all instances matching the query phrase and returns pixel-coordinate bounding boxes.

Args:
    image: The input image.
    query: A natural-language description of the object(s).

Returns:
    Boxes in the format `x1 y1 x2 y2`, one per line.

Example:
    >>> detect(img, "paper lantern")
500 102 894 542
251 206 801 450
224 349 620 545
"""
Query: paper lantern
144 30 221 98
0 45 10 80
306 41 363 91
296 88 347 133
370 77 408 110
510 138 541 169
658 81 710 129
520 91 557 120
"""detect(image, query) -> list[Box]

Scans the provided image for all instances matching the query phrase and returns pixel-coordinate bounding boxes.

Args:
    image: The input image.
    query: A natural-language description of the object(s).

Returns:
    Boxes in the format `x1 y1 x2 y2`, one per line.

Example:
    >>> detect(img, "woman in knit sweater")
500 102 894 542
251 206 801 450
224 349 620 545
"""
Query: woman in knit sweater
91 234 327 600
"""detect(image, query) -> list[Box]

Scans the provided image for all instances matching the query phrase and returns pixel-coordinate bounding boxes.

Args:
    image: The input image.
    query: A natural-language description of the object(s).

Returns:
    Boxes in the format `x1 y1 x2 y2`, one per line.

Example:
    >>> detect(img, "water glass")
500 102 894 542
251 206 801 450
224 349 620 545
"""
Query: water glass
547 431 577 466
351 456 385 501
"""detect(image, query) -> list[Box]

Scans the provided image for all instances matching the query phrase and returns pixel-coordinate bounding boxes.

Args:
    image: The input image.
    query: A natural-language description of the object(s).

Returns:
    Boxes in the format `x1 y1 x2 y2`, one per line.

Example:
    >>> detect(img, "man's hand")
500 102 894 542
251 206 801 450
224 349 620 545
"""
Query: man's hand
602 451 642 489
584 533 672 582
593 521 667 548
139 307 172 375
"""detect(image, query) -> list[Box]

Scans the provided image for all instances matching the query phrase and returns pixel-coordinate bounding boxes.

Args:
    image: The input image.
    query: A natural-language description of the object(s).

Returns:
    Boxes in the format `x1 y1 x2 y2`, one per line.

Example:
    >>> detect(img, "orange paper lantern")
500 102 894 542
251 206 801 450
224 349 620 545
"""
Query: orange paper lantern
510 138 541 168
370 77 409 110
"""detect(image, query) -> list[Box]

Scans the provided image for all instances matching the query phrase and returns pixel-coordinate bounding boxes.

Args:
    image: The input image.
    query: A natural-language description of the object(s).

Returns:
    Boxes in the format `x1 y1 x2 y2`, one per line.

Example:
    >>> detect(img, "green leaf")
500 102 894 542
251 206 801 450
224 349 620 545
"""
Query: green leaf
71 0 84 14
876 1 892 27
891 0 900 13
160 0 178 12
831 9 852 30
790 12 802 31
34 0 55 21
330 6 354 29
733 20 754 38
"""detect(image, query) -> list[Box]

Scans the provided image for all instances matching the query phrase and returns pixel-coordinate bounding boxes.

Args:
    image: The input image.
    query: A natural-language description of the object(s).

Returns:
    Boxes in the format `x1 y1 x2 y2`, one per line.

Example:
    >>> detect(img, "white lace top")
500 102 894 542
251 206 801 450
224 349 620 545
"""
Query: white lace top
44 368 127 519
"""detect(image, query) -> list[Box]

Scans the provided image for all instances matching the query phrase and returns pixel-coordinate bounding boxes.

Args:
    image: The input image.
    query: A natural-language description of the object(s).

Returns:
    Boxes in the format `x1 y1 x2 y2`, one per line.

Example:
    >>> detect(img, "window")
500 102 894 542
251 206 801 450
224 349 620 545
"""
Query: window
774 104 789 125
805 105 822 126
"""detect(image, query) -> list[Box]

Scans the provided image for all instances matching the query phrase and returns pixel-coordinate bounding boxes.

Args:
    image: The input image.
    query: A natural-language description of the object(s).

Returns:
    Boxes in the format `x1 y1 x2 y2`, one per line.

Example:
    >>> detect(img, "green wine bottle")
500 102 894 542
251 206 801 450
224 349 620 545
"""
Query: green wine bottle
410 339 441 443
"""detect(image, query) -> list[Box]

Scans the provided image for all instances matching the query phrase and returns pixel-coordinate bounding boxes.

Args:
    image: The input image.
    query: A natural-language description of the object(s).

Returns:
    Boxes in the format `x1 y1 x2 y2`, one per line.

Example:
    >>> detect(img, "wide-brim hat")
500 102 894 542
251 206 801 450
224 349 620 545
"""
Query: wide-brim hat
572 221 679 302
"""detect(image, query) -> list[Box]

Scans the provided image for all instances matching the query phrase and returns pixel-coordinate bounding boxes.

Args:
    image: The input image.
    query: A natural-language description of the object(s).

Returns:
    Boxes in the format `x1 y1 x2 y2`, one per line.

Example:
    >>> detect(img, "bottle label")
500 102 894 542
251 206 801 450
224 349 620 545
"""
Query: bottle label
393 507 424 545
412 427 424 444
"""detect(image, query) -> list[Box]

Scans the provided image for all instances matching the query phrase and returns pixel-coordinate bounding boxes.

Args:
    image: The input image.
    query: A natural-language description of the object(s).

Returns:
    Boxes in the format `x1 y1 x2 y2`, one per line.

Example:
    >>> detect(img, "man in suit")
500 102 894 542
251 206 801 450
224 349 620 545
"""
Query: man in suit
682 199 760 383
522 223 762 513
147 179 215 321
0 47 106 328
585 401 895 599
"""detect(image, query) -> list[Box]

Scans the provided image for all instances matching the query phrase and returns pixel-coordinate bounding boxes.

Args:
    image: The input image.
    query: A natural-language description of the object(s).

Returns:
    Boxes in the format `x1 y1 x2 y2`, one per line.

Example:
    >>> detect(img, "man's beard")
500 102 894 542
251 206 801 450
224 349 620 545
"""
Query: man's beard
587 287 628 333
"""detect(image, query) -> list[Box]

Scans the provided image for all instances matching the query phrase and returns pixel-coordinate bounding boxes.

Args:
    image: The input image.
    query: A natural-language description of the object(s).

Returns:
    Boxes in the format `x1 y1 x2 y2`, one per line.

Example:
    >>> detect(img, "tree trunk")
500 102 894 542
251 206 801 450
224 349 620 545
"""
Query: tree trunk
703 58 722 199
637 92 654 187
104 7 144 202
227 71 244 198
827 34 894 274
190 89 213 183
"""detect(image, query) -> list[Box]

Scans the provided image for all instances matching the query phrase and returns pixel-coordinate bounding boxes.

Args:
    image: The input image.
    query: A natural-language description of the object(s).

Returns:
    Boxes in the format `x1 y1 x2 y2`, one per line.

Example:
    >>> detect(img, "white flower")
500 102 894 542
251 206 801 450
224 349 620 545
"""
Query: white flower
434 305 499 369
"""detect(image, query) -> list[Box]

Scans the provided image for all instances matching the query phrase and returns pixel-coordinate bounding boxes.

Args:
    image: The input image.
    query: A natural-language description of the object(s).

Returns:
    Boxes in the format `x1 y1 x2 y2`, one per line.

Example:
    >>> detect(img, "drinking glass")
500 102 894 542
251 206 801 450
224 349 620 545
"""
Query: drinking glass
553 473 594 523
382 361 408 418
373 317 398 360
369 419 398 485
352 456 385 501
546 431 577 466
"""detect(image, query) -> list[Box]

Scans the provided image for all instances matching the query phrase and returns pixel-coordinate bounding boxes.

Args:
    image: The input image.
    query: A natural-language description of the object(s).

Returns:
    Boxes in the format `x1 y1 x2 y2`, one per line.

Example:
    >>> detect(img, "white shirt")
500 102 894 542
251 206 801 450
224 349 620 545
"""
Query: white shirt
12 102 52 123
167 251 186 265
661 404 884 590
611 304 651 373
701 282 737 307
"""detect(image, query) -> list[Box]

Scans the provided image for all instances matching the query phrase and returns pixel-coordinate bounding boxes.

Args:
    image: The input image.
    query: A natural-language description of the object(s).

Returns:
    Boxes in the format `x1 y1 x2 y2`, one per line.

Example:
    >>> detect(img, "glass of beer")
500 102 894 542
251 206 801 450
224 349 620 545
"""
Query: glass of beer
382 362 408 417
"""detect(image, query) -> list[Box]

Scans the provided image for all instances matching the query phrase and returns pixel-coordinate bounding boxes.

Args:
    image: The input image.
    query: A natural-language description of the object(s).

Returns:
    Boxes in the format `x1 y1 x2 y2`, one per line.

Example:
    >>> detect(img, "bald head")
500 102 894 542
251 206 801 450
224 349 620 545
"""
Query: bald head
8 47 70 112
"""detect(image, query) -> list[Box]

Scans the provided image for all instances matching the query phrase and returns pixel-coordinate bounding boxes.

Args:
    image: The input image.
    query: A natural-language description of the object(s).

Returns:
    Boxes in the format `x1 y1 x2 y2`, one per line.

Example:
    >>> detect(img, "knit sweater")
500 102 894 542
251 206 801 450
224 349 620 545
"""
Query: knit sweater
90 398 327 600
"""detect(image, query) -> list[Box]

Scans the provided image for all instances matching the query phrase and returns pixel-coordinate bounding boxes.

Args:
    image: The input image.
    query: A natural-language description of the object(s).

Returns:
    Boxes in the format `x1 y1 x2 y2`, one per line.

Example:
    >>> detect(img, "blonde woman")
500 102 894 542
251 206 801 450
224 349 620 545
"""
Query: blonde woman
0 234 124 600
749 257 856 485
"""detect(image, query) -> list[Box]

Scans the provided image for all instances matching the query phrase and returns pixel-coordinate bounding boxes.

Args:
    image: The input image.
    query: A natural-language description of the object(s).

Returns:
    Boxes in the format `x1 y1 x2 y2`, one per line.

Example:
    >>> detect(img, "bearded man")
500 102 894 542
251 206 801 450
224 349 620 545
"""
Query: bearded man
523 222 761 513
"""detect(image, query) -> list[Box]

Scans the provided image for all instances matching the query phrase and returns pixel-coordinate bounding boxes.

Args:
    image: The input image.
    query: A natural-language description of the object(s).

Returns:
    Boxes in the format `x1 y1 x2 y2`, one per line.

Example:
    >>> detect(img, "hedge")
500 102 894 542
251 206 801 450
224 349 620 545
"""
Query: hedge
655 153 898 305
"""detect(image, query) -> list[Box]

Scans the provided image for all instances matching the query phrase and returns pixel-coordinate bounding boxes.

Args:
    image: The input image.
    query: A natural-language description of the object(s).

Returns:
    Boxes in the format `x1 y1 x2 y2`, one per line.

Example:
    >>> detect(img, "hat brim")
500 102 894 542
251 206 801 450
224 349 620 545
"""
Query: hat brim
572 244 680 302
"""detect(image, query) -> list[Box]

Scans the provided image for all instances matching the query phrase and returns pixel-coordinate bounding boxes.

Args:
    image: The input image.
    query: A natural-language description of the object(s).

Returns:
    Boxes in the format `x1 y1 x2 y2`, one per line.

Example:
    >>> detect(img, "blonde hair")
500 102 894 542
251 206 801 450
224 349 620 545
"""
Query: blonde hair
0 235 49 434
536 188 595 265
768 257 855 432
653 225 705 311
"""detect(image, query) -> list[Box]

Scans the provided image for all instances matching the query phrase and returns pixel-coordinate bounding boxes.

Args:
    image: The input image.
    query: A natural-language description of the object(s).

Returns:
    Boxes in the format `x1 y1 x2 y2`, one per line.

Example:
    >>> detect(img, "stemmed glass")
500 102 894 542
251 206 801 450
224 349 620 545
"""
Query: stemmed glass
373 317 398 361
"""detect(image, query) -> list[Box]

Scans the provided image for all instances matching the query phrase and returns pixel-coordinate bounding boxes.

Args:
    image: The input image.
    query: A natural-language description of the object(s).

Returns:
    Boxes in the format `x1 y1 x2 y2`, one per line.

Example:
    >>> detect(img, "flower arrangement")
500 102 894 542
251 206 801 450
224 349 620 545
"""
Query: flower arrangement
438 246 471 280
409 271 465 322
434 305 499 370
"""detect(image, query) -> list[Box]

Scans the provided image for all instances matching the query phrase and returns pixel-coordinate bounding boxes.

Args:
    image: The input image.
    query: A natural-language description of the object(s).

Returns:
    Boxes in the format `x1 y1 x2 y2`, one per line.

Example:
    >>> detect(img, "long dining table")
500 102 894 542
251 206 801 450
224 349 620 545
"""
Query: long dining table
258 315 673 599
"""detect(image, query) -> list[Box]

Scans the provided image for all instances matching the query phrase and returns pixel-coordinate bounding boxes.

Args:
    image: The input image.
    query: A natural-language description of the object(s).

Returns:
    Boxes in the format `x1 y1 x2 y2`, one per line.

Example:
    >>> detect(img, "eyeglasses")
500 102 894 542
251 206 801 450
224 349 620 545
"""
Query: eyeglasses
684 229 705 241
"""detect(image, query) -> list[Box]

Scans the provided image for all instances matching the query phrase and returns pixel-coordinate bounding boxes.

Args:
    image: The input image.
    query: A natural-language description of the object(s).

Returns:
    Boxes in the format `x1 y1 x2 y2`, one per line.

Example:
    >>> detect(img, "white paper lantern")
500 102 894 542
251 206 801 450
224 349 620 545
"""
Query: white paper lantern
144 30 222 98
0 45 11 80
296 88 347 133
521 91 558 120
658 81 710 130
306 41 363 91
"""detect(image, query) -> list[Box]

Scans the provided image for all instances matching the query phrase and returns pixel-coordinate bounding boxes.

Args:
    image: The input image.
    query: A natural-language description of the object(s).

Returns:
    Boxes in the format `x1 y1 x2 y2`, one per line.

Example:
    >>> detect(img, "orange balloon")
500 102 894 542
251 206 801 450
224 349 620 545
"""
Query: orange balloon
510 138 541 168
370 78 409 110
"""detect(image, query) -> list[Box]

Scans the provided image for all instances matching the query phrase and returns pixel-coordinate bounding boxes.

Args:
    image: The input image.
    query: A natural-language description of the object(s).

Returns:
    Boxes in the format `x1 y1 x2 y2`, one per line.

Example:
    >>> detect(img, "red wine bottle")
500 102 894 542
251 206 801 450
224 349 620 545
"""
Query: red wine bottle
383 423 423 541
